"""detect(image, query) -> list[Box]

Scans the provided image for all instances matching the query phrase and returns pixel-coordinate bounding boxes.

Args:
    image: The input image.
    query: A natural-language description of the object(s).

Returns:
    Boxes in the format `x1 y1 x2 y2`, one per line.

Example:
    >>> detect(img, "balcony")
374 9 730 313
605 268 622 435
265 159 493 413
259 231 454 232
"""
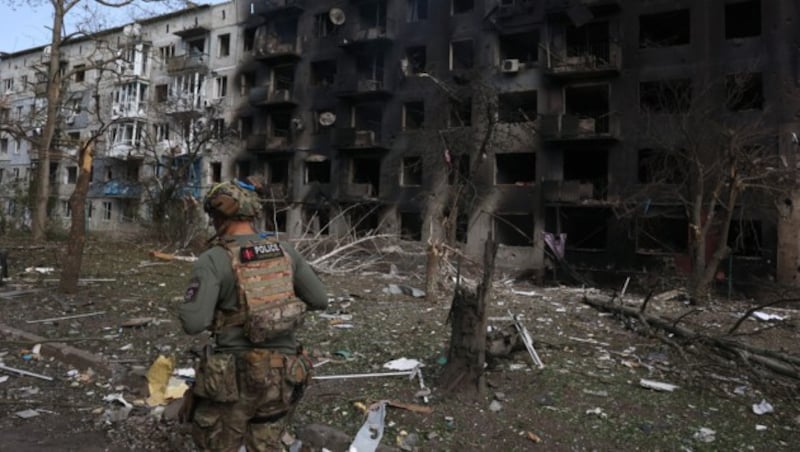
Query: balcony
338 18 396 49
333 128 387 151
166 53 207 73
252 0 305 16
333 76 392 100
544 42 621 79
165 95 206 115
253 40 301 63
248 86 297 109
539 114 619 142
111 101 147 119
245 133 267 151
542 180 595 203
265 135 293 151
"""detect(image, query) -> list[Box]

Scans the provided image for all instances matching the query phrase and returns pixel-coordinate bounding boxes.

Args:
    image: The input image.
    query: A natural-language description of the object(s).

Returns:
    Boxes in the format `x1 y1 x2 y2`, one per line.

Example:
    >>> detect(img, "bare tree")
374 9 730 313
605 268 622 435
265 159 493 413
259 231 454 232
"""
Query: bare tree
619 73 792 302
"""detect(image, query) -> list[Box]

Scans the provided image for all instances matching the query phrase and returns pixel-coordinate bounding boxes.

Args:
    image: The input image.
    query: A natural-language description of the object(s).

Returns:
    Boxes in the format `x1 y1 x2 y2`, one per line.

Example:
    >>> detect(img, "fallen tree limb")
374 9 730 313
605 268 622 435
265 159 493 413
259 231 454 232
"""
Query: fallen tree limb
583 294 800 380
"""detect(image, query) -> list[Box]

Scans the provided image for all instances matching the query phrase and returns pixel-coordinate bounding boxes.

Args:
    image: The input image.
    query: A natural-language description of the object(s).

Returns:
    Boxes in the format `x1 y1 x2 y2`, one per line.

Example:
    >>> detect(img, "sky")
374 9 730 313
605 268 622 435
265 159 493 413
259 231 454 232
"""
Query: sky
0 1 224 53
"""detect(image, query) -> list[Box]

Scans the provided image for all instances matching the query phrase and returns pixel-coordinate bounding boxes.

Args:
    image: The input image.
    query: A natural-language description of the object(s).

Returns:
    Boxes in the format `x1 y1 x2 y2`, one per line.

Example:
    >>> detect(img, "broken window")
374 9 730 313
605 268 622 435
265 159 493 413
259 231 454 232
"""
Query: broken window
155 84 168 103
305 160 330 183
639 79 692 113
272 64 295 91
351 156 382 196
450 39 474 70
449 97 472 127
404 46 426 75
240 72 254 95
66 166 78 184
403 102 425 130
564 84 610 133
359 0 387 30
311 60 337 87
726 72 763 111
636 211 688 254
495 214 533 246
314 13 337 37
500 31 539 64
452 0 473 15
728 219 762 257
563 149 607 198
448 153 470 185
639 9 690 48
274 18 298 45
495 153 535 185
407 0 428 22
566 22 609 61
637 148 684 184
352 103 383 140
74 64 86 83
401 212 423 241
356 53 385 86
725 0 760 39
243 28 255 52
269 113 291 139
187 38 205 55
210 162 222 183
267 159 289 183
548 207 609 251
401 156 423 186
218 34 230 57
498 91 537 123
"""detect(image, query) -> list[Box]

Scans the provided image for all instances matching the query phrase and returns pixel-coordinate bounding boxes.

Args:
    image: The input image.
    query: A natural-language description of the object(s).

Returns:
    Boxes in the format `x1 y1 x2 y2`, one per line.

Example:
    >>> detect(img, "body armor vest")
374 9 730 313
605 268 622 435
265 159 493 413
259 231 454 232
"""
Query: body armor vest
213 237 306 342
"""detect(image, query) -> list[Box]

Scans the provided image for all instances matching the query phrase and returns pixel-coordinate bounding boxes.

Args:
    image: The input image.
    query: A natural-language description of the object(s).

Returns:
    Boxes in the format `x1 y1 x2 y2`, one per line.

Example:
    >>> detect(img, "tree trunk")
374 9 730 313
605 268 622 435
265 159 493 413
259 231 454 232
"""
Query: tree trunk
424 242 442 302
32 3 66 241
59 142 93 293
439 235 497 397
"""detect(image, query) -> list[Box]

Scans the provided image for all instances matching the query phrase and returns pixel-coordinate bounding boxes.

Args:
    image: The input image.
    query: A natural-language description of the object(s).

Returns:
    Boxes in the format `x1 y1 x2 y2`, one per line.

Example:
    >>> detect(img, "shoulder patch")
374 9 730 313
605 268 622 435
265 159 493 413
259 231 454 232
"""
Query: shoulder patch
240 243 283 263
184 277 201 303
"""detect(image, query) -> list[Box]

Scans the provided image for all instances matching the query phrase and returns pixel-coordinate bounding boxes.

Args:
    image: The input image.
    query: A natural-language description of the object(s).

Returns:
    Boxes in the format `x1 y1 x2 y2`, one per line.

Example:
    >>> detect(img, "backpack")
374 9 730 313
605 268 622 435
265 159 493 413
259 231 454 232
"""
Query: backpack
214 238 307 341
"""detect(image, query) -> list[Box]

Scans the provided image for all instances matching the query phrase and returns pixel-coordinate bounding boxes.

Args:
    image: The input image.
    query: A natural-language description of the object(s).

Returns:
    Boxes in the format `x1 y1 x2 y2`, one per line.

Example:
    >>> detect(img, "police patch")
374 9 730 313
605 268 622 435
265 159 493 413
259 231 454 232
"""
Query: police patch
184 277 201 302
240 243 283 262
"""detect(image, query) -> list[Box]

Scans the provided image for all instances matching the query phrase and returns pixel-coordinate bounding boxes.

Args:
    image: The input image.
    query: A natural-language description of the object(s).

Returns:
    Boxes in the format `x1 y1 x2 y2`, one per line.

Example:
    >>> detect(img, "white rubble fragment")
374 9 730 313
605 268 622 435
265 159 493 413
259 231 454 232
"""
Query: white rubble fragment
752 399 774 415
383 358 422 371
694 427 716 443
173 368 196 379
751 311 786 321
755 424 768 431
585 407 607 419
15 409 40 419
511 289 538 297
639 379 679 392
489 400 503 412
0 376 8 383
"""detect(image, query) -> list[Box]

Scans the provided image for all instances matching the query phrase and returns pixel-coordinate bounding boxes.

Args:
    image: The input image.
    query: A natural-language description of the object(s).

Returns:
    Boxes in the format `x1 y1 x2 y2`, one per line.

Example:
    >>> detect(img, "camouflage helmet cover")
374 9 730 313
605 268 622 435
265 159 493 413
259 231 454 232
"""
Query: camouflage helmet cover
203 178 264 220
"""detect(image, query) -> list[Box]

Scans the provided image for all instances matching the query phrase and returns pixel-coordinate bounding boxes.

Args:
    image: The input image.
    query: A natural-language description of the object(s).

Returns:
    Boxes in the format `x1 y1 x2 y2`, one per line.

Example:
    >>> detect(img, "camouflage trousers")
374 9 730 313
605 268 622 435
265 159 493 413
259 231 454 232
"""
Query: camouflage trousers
191 349 310 452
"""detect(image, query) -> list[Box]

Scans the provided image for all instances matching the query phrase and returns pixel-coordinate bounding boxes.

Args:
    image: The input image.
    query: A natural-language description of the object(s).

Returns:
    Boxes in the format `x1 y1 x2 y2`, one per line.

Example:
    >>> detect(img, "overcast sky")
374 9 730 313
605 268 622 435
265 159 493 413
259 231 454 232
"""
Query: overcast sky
0 1 223 54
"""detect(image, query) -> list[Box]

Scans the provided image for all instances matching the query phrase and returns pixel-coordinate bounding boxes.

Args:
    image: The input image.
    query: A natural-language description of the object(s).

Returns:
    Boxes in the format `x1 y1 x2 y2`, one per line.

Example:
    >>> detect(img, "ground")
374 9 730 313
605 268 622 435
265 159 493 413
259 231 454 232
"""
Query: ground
0 237 798 451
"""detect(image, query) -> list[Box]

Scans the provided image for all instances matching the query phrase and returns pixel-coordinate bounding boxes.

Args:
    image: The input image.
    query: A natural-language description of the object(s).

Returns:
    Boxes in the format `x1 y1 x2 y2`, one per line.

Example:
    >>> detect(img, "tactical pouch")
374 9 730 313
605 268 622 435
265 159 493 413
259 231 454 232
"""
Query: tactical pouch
193 352 239 402
285 354 313 385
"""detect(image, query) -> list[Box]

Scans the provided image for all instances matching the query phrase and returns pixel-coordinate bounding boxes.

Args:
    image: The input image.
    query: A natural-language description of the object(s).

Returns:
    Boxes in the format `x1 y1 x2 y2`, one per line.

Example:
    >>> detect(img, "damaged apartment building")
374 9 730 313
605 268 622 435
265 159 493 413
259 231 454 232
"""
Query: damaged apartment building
2 0 800 282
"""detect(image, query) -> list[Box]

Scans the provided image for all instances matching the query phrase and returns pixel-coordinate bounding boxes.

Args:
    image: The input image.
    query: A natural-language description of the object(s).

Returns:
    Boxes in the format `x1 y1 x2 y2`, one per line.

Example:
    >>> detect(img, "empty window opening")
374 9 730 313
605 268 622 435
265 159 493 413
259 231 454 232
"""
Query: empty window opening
495 213 533 246
449 98 472 127
726 73 763 111
218 34 230 57
637 148 684 184
359 0 387 30
187 38 205 55
566 22 609 61
155 84 168 103
210 162 222 183
725 1 760 39
404 46 427 75
311 60 337 86
306 161 331 183
407 0 428 22
636 213 688 254
639 9 690 48
243 28 256 52
639 79 692 113
356 53 385 86
403 102 425 130
496 153 536 185
452 0 474 15
548 207 609 251
304 208 330 235
499 90 537 123
273 18 298 45
450 40 474 70
500 31 539 64
237 160 252 179
401 156 423 186
102 202 113 221
264 208 287 232
74 64 86 83
728 219 762 257
351 157 382 196
347 204 380 234
400 212 423 241
564 85 610 132
267 159 289 183
272 65 295 91
448 154 470 185
353 103 383 140
269 113 292 139
66 166 78 184
563 149 607 198
314 13 337 37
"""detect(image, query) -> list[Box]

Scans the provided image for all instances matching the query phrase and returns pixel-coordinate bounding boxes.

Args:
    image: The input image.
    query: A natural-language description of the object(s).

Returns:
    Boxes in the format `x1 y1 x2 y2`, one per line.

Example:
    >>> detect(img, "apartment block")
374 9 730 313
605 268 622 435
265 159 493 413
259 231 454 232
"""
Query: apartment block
1 0 799 282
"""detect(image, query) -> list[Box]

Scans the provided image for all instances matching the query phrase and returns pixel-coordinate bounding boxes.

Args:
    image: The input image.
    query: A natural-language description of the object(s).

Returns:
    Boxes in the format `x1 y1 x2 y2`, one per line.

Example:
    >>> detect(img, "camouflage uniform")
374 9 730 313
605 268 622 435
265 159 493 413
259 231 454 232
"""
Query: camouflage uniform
179 180 328 451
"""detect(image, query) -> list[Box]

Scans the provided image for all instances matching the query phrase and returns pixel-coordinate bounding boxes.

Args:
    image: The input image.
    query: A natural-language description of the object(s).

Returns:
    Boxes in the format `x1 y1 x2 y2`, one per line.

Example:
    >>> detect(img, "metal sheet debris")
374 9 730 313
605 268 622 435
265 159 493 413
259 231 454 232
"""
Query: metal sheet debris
349 401 387 452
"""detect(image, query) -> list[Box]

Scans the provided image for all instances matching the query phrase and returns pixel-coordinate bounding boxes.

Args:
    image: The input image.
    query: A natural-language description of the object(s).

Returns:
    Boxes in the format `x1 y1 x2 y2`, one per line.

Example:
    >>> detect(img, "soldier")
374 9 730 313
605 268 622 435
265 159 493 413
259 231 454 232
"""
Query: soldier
179 178 328 451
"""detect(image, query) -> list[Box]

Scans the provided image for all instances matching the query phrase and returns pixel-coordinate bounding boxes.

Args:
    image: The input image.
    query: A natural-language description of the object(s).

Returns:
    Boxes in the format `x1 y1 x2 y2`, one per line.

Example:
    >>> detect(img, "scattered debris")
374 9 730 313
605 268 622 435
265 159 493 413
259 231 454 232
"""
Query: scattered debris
396 430 418 451
148 251 198 262
751 311 786 322
382 284 425 298
639 379 679 392
120 317 156 328
585 407 608 419
489 400 503 412
26 311 106 324
102 393 133 423
0 363 53 381
752 399 774 415
386 400 432 414
526 431 542 443
145 355 189 406
383 357 422 371
511 289 538 297
509 310 544 369
349 401 387 452
755 424 768 431
24 267 54 274
693 427 716 443
14 409 41 419
583 389 609 397
0 375 8 383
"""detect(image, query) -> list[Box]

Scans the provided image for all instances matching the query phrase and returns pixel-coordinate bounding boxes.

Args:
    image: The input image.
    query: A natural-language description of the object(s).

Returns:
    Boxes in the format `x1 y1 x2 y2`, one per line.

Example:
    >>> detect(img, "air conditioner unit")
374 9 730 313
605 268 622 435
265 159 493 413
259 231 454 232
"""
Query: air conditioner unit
501 59 520 73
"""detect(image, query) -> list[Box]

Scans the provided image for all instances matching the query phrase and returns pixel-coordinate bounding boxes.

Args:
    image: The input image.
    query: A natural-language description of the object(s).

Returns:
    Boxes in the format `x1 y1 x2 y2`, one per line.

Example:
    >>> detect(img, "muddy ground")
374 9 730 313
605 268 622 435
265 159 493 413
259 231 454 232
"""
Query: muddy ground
0 236 798 451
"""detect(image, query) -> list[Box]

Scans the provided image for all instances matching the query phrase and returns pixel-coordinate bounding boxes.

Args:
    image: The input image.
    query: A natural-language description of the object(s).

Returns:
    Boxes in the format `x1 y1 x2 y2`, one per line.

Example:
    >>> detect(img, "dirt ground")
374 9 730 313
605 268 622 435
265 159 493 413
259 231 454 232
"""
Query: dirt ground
0 237 798 451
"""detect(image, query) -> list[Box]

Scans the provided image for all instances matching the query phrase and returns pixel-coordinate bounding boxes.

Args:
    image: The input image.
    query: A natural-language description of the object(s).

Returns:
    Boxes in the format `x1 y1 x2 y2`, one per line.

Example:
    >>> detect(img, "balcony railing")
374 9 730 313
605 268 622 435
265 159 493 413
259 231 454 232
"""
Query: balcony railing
166 53 208 73
539 113 619 141
544 42 621 78
165 94 206 114
253 39 301 62
111 101 147 118
333 75 392 99
338 17 396 47
248 86 297 108
333 128 386 150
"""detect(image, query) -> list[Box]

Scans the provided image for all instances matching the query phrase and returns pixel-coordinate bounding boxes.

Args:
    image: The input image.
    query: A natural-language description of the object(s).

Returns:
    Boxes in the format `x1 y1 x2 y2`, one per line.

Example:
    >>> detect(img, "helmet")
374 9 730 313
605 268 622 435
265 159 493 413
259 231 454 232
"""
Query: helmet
203 179 263 220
